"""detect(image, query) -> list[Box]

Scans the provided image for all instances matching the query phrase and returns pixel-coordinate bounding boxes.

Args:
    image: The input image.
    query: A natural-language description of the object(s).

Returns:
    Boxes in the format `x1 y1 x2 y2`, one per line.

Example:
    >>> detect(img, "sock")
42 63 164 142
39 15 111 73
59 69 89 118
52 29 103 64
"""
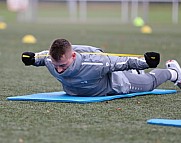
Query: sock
168 69 178 81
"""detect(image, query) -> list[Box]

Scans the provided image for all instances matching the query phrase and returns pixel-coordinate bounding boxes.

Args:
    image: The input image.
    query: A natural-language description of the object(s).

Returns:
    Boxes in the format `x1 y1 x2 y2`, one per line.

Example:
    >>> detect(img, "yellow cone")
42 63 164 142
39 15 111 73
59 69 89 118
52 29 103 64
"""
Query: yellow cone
0 22 7 30
141 25 152 34
22 35 37 44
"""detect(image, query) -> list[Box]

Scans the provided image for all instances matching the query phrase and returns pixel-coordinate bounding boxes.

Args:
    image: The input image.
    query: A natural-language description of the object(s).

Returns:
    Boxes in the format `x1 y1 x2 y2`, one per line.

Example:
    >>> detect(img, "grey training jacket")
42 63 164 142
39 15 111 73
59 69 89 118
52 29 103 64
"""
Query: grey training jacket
34 45 149 96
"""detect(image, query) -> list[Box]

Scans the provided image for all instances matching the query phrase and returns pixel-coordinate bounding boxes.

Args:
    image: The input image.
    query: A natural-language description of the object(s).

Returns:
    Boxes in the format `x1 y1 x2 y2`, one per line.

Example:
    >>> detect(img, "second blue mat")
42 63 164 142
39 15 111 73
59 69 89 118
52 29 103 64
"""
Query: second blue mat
147 119 181 128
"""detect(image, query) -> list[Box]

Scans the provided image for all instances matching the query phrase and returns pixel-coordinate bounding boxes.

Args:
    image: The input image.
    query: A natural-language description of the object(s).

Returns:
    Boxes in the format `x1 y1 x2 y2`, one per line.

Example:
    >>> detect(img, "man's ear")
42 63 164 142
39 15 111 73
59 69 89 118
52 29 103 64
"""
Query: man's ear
72 52 76 59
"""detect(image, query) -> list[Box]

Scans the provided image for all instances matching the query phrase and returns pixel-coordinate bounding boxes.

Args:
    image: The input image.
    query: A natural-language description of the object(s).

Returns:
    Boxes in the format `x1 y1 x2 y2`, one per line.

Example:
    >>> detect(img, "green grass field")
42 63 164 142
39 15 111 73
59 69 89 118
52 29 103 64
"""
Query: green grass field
1 1 181 143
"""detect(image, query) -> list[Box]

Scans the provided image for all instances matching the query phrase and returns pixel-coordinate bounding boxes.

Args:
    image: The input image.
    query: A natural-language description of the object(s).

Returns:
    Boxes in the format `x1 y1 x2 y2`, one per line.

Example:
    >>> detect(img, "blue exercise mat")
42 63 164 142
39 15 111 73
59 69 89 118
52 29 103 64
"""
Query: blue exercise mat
7 89 176 104
147 119 181 128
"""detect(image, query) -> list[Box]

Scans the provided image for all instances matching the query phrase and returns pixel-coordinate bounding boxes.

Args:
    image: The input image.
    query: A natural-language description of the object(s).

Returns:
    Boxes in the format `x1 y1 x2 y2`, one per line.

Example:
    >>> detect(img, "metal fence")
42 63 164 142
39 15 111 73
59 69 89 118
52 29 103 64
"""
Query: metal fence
7 0 180 24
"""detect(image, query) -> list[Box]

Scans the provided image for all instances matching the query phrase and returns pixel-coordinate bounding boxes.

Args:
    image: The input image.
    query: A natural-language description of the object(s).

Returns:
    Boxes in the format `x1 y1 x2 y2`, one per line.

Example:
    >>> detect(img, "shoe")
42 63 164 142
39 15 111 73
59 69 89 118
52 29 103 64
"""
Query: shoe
166 60 181 88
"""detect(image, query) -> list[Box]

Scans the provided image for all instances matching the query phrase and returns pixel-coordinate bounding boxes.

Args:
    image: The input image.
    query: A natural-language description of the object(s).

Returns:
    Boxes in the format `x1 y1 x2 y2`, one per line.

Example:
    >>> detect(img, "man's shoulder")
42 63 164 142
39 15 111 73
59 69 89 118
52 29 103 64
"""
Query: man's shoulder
72 45 103 53
72 45 95 49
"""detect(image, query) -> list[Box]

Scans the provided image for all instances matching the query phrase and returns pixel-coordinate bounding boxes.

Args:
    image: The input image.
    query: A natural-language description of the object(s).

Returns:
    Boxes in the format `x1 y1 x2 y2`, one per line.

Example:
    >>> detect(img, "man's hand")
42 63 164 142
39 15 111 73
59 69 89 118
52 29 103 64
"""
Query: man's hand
22 52 35 66
144 52 160 68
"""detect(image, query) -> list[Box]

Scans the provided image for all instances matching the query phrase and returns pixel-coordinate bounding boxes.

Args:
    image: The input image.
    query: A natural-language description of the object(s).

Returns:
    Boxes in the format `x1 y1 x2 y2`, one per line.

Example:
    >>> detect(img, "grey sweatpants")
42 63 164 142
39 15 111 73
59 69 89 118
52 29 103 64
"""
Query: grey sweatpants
124 69 171 93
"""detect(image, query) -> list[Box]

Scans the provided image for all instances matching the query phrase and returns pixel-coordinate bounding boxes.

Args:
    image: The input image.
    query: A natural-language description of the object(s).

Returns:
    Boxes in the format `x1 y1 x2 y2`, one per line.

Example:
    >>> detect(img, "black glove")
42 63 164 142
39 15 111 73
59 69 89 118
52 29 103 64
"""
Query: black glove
22 52 35 66
144 52 160 68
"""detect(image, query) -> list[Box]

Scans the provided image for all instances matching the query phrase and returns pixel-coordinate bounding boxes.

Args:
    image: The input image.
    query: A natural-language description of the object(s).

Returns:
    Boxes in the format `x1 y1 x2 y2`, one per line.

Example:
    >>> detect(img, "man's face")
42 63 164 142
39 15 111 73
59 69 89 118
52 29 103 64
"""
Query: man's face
51 52 76 74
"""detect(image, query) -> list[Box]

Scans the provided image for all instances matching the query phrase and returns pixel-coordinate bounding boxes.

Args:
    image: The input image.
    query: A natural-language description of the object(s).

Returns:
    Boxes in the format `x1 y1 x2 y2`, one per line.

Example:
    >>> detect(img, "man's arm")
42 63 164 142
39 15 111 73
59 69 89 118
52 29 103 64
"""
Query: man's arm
109 52 160 71
72 45 160 69
22 50 49 66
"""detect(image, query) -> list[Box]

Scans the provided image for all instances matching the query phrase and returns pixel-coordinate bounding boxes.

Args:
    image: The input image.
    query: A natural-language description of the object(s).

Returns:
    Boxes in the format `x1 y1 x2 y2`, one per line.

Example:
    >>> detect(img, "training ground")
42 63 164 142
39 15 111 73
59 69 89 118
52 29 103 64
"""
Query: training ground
1 1 181 143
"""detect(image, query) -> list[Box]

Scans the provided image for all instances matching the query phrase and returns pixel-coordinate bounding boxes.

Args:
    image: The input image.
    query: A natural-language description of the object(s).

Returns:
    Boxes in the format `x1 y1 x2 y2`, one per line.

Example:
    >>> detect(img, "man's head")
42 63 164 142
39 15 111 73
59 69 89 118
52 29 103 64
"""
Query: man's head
49 38 76 73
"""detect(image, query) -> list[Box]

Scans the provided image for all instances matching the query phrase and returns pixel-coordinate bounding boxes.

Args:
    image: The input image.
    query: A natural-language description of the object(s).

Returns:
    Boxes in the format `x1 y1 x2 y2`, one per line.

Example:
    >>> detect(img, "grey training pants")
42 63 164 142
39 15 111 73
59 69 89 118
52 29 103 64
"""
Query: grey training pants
123 69 171 93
